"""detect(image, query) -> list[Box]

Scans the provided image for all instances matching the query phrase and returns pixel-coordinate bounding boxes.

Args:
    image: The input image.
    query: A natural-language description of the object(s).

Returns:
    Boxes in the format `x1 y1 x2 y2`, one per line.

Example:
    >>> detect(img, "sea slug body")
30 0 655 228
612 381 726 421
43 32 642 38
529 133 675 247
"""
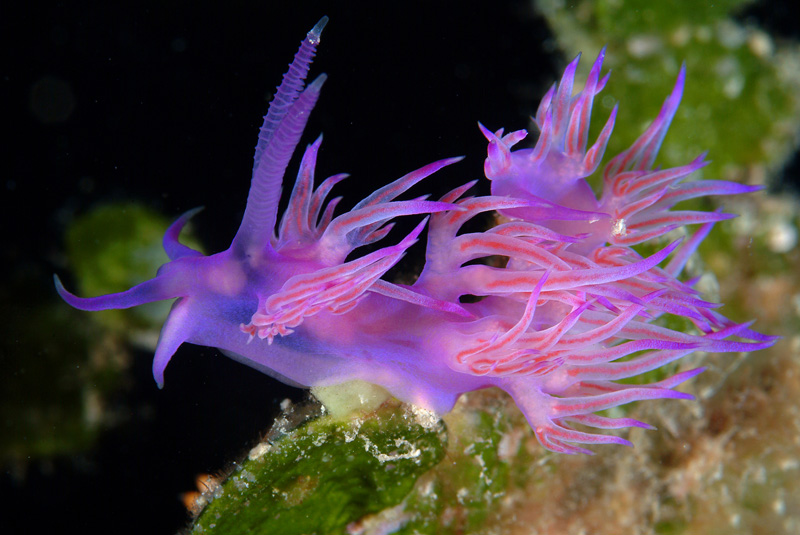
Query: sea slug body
56 17 775 454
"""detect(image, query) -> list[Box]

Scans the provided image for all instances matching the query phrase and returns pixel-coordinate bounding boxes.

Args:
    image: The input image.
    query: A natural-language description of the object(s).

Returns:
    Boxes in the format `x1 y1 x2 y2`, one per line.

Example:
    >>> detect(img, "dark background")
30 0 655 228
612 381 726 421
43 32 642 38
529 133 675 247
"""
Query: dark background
1 1 796 534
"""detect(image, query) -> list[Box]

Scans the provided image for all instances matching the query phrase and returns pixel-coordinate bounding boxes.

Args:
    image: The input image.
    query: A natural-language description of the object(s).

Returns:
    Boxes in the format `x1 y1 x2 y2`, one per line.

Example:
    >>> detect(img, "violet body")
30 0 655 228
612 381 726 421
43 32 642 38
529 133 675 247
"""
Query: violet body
57 18 774 454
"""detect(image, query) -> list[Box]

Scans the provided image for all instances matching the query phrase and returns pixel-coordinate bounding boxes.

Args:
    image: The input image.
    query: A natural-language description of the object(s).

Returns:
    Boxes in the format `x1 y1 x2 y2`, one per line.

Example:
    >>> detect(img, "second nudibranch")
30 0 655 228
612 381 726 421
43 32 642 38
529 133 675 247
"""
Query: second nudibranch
57 17 774 454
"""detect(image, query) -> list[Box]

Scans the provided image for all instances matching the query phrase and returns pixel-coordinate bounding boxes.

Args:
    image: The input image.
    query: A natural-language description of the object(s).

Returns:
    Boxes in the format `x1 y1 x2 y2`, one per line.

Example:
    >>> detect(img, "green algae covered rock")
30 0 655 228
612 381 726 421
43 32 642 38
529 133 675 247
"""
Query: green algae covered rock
188 401 447 535
186 386 547 535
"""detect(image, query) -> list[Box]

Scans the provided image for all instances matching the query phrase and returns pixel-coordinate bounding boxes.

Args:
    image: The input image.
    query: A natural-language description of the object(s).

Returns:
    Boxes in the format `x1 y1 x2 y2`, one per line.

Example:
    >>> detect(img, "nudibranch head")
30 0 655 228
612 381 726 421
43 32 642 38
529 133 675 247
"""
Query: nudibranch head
57 17 774 454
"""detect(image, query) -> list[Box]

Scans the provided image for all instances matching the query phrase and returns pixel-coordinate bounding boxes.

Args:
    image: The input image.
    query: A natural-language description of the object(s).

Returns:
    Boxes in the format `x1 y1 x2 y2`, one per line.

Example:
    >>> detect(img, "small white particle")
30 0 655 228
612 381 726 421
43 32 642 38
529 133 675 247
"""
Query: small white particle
248 442 272 461
611 218 627 237
670 25 691 47
695 26 712 43
767 220 797 253
232 476 249 492
748 31 774 58
627 34 662 58
420 480 436 498
779 457 800 471
716 19 746 49
497 430 522 460
408 405 441 429
714 56 745 99
773 497 786 515
344 419 362 443
240 469 257 483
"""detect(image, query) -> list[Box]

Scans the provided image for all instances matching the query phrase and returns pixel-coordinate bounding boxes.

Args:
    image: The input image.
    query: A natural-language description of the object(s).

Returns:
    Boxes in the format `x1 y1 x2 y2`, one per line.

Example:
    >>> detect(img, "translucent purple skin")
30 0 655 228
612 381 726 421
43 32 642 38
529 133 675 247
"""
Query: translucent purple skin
56 18 775 454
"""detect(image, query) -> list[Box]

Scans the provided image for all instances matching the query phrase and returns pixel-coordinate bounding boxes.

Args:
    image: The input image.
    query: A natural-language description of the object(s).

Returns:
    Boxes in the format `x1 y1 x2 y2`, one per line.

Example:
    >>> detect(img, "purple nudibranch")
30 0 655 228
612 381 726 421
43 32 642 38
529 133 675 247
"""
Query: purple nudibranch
56 17 775 454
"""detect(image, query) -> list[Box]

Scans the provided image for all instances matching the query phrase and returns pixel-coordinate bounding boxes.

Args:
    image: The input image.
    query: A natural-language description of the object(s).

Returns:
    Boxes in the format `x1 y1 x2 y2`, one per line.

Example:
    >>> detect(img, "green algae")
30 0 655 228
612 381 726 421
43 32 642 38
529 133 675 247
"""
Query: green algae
189 402 446 535
187 390 545 535
0 273 125 465
393 392 526 534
